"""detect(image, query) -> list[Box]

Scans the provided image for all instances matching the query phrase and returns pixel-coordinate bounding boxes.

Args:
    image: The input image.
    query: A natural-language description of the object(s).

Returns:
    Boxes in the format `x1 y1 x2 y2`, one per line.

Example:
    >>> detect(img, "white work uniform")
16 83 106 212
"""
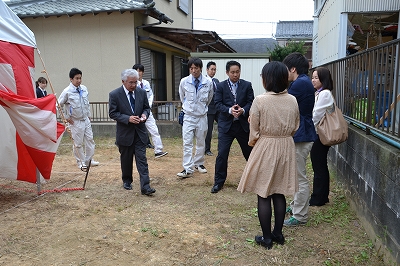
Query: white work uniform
139 79 164 154
58 83 95 166
179 74 213 173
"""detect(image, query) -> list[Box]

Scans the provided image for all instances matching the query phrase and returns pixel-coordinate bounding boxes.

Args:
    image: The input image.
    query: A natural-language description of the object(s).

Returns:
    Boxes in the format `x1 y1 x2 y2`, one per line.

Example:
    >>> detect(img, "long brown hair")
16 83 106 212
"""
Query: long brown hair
314 67 333 91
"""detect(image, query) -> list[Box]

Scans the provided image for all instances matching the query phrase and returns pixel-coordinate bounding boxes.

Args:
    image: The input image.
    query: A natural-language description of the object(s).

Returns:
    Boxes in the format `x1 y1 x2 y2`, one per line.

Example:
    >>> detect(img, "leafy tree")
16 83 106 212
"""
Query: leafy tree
268 41 307 61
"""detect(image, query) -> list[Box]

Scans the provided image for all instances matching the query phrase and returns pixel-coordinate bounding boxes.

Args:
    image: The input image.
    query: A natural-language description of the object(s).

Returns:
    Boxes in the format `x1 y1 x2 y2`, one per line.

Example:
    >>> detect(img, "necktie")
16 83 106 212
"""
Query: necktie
230 82 237 104
212 78 216 92
128 91 135 113
140 82 143 89
194 78 199 91
43 90 47 96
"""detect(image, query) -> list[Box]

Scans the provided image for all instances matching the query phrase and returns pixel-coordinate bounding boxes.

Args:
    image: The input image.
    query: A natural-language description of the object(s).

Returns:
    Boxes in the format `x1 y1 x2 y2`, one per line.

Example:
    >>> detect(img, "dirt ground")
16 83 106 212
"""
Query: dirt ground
0 137 388 265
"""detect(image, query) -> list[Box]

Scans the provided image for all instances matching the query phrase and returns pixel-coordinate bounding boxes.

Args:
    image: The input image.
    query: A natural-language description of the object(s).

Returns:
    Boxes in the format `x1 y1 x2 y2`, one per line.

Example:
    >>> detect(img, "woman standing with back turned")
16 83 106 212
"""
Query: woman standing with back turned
309 67 335 206
237 61 299 249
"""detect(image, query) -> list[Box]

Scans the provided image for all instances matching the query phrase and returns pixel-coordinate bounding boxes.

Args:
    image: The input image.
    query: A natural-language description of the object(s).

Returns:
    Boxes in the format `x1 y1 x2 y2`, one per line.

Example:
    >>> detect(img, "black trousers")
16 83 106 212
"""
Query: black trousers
214 121 252 186
118 131 150 190
310 135 331 205
205 112 219 152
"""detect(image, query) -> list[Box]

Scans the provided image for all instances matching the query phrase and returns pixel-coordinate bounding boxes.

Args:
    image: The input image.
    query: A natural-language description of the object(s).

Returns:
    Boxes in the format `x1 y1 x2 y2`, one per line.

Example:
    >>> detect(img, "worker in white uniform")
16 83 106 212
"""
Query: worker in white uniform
177 57 213 178
132 64 168 159
58 67 99 169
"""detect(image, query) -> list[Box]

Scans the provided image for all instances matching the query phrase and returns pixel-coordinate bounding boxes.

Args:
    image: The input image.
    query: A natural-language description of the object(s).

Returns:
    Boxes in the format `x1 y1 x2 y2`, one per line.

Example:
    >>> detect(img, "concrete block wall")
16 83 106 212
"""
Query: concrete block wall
329 125 400 264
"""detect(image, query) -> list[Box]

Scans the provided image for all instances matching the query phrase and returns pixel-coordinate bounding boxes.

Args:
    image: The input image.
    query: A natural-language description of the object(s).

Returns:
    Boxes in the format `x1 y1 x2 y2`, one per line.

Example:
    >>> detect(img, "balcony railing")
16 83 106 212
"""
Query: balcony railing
58 101 182 123
316 38 400 146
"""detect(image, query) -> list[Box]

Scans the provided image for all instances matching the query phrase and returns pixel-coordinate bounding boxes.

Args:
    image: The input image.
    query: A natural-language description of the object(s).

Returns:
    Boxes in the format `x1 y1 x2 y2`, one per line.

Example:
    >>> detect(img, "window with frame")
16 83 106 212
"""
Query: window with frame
178 0 189 14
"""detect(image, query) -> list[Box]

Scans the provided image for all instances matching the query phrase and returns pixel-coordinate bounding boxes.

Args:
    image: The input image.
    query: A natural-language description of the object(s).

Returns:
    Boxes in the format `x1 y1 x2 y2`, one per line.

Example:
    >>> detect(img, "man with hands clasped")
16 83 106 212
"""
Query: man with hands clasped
211 60 254 193
108 69 155 196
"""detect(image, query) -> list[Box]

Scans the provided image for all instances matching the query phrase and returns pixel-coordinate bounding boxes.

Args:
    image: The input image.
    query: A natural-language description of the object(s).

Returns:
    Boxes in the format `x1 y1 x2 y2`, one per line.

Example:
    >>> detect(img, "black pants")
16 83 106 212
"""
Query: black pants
214 122 252 187
310 135 331 205
118 131 150 190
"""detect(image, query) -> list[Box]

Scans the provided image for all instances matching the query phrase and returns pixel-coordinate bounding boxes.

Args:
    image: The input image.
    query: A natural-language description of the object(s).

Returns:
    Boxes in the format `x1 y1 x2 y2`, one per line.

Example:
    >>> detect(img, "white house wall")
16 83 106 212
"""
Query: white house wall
24 13 138 102
313 0 344 66
314 0 400 67
195 56 269 97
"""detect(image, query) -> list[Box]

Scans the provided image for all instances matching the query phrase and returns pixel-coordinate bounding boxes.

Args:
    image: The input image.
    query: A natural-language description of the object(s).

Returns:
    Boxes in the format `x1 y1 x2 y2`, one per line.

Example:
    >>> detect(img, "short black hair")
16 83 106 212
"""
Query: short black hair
282 52 309 75
188 57 203 69
314 67 334 91
69 68 82 79
226 60 241 72
261 61 289 93
206 61 216 69
132 64 145 72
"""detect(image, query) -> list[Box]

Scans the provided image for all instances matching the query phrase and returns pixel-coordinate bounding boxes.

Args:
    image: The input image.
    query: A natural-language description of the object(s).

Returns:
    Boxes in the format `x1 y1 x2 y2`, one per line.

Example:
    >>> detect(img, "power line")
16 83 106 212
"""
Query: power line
193 18 277 24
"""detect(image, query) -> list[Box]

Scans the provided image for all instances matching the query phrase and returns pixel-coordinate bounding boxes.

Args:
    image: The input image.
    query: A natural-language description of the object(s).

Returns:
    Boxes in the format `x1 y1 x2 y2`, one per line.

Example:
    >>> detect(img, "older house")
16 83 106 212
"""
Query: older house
275 20 313 62
312 1 400 263
6 0 234 103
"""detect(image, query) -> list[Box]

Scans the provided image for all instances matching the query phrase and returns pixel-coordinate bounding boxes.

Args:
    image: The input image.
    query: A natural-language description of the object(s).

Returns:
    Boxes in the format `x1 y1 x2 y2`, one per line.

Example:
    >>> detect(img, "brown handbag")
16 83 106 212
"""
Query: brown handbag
317 100 348 146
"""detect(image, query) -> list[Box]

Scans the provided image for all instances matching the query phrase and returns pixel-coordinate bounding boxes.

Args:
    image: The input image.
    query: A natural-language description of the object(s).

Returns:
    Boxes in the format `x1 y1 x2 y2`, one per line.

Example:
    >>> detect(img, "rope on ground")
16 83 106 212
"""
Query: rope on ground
0 173 86 215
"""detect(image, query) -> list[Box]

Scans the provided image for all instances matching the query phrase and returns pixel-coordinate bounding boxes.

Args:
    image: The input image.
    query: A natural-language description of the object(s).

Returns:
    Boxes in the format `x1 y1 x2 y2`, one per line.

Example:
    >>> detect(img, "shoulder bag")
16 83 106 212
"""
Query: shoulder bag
317 99 348 146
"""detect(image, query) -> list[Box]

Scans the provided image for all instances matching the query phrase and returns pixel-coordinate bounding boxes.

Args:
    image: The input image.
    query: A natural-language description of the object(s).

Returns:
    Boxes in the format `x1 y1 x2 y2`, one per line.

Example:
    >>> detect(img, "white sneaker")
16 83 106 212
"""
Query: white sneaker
90 160 100 166
195 165 207 173
177 170 193 178
77 163 87 170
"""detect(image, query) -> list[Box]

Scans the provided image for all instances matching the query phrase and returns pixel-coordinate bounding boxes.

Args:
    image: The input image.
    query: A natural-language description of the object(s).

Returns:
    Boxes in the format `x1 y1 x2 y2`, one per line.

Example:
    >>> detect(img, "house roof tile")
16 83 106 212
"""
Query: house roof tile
6 0 172 23
275 20 313 39
224 38 277 53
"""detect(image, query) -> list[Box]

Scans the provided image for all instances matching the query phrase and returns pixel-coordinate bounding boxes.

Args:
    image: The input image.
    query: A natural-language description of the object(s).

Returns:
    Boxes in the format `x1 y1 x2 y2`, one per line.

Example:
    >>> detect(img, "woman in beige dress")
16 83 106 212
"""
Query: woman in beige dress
237 61 300 249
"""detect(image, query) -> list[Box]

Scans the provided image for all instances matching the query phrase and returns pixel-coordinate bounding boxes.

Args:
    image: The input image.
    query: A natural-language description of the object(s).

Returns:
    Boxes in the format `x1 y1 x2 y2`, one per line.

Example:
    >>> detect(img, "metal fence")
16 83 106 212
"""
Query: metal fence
58 40 400 147
316 38 400 145
58 101 182 123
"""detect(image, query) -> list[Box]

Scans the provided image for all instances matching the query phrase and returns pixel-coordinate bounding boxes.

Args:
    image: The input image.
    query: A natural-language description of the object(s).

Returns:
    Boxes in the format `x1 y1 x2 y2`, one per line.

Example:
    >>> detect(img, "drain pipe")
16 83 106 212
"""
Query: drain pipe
135 16 164 63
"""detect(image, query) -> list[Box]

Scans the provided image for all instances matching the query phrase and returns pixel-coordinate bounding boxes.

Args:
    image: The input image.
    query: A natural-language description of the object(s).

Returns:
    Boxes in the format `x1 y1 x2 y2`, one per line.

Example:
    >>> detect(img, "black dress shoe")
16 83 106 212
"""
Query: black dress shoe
309 198 329 206
147 143 155 149
123 182 132 190
211 184 222 193
141 187 156 196
271 232 285 245
255 235 273 250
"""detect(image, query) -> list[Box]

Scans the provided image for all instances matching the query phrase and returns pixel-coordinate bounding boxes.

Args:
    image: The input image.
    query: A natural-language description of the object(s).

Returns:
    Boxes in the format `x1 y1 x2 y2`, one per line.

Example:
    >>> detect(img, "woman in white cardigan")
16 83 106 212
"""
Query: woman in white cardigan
310 67 334 206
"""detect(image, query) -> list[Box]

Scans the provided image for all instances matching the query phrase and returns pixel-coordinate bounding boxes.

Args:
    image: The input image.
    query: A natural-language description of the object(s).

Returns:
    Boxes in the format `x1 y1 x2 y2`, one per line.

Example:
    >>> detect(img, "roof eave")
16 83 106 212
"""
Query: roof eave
16 7 173 23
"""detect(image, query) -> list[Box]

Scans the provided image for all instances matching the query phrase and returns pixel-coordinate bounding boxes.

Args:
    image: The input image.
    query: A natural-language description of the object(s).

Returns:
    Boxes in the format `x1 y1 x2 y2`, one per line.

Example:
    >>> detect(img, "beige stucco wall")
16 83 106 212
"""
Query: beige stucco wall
24 12 138 102
153 0 193 29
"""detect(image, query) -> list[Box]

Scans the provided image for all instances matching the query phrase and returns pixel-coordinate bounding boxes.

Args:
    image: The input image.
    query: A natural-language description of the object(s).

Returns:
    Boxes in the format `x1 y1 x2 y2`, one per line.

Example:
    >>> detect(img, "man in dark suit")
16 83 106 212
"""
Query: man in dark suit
211 60 254 193
205 61 219 156
108 69 156 196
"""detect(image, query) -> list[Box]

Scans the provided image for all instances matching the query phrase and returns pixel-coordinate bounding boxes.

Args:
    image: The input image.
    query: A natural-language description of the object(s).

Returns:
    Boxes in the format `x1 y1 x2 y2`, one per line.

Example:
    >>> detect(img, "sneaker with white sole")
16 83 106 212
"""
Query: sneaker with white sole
195 165 207 173
177 170 193 178
283 216 306 227
90 160 100 166
155 151 168 159
77 162 87 169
